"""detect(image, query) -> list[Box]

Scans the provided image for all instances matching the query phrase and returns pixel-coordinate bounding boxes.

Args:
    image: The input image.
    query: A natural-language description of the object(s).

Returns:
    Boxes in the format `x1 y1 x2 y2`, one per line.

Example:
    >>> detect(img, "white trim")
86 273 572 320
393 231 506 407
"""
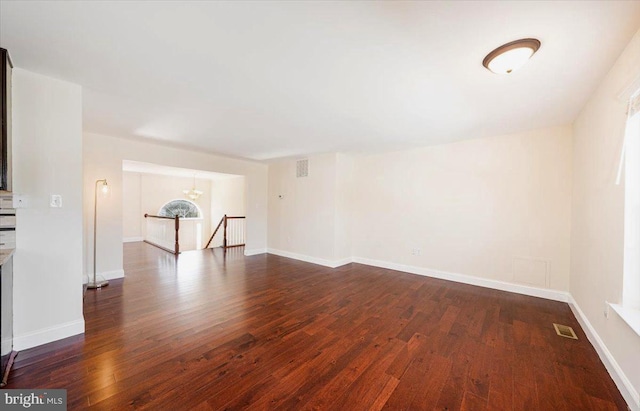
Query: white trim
267 248 352 268
13 318 85 351
333 257 354 268
87 269 125 280
610 303 640 337
103 269 125 280
617 73 640 103
244 248 267 256
123 236 143 243
352 256 570 302
569 297 640 411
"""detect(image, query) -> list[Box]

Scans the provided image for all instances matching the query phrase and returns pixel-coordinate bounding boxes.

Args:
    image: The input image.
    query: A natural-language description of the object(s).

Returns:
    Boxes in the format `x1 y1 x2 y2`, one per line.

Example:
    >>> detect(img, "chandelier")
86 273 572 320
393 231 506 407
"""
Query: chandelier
183 175 203 200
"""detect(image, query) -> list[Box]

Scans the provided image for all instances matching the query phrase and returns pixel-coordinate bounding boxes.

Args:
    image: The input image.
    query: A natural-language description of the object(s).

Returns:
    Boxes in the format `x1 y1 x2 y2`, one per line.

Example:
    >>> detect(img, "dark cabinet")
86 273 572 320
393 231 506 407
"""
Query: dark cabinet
0 48 12 192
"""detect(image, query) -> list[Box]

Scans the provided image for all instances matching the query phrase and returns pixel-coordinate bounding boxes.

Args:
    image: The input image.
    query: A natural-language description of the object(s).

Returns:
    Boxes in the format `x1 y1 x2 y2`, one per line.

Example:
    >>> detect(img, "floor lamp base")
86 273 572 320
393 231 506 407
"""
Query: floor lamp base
87 280 109 289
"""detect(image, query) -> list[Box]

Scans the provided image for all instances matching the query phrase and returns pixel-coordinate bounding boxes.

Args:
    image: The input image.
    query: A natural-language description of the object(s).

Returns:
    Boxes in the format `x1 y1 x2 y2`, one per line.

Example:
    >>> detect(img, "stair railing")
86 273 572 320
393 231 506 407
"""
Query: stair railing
204 214 246 251
144 214 180 256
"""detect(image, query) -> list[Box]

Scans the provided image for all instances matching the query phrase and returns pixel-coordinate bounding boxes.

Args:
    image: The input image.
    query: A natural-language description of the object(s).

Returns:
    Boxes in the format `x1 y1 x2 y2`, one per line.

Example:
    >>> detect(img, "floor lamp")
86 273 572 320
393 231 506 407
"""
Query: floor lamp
87 179 110 289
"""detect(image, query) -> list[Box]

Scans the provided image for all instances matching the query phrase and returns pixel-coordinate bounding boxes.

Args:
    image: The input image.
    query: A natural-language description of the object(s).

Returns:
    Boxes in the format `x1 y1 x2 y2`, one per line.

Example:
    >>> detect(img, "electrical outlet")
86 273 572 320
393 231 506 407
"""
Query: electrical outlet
50 194 62 208
411 248 421 256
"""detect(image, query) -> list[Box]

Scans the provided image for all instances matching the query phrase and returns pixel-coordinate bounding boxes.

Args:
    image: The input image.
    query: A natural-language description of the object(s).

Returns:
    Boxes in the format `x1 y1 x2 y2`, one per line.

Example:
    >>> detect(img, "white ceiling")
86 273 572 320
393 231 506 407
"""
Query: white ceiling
122 160 239 181
2 1 640 161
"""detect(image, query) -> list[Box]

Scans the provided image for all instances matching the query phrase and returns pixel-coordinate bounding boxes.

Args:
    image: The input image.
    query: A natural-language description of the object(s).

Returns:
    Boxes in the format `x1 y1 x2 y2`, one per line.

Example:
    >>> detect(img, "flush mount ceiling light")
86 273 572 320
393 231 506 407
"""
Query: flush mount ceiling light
483 38 541 74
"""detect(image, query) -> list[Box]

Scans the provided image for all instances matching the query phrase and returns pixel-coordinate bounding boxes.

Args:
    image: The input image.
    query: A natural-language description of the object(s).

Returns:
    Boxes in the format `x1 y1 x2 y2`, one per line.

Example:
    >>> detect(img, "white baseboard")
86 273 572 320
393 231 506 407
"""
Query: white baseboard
569 296 639 411
244 248 267 256
123 236 143 243
334 257 354 268
267 248 352 268
86 269 125 281
352 256 570 302
103 269 125 280
13 318 85 351
263 250 568 301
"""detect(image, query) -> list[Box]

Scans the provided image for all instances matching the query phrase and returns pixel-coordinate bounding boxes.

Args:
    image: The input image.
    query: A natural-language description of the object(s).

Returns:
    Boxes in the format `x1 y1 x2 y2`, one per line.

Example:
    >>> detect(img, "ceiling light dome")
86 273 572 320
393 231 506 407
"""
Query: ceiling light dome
483 38 541 74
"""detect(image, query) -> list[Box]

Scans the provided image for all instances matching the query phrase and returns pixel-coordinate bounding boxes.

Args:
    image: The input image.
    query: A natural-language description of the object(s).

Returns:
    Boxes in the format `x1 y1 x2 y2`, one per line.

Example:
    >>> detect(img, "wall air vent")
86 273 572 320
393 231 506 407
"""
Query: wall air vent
296 159 309 178
553 323 578 340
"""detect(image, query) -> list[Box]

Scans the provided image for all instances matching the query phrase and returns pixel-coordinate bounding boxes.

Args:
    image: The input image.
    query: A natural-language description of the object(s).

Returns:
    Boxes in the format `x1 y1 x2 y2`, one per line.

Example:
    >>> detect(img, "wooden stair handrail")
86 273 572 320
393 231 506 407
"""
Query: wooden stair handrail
144 213 175 220
204 215 225 249
144 213 180 256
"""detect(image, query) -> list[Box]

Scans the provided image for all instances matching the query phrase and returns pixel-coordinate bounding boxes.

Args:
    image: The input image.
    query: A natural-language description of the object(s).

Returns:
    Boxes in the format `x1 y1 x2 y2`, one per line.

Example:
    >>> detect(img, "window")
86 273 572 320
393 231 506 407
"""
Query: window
611 90 640 337
158 199 201 219
622 91 640 311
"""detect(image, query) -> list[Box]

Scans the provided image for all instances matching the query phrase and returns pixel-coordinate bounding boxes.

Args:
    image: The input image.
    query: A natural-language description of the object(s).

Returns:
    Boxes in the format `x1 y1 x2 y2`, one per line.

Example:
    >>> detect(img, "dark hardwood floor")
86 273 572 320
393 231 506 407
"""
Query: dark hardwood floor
6 242 627 410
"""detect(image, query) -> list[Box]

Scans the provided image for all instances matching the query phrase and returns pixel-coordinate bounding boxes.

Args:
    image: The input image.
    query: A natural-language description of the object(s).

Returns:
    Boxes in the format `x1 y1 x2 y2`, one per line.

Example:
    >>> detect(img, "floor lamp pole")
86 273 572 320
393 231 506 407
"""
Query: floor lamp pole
88 179 109 289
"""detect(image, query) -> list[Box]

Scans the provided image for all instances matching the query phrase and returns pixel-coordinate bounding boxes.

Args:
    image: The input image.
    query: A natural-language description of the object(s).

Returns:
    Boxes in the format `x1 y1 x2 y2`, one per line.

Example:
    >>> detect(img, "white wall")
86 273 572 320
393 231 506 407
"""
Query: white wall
334 153 354 261
122 172 142 240
12 69 84 350
352 126 573 291
210 176 245 247
571 28 640 408
268 153 340 264
267 127 573 293
84 134 124 280
84 132 268 281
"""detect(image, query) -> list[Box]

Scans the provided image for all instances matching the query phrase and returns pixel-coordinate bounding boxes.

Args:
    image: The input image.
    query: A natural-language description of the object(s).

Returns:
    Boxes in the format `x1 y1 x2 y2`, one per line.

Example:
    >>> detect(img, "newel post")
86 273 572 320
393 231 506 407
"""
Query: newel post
174 215 180 256
223 214 228 251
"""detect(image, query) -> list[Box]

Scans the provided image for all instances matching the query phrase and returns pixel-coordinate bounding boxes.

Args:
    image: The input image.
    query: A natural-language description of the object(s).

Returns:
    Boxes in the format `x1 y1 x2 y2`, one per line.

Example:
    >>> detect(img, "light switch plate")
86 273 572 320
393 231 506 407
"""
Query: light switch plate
13 194 27 208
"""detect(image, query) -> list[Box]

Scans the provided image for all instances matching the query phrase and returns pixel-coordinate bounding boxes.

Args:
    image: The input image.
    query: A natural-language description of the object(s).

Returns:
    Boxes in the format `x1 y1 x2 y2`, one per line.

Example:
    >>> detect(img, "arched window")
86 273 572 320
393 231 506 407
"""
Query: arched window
158 199 202 219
